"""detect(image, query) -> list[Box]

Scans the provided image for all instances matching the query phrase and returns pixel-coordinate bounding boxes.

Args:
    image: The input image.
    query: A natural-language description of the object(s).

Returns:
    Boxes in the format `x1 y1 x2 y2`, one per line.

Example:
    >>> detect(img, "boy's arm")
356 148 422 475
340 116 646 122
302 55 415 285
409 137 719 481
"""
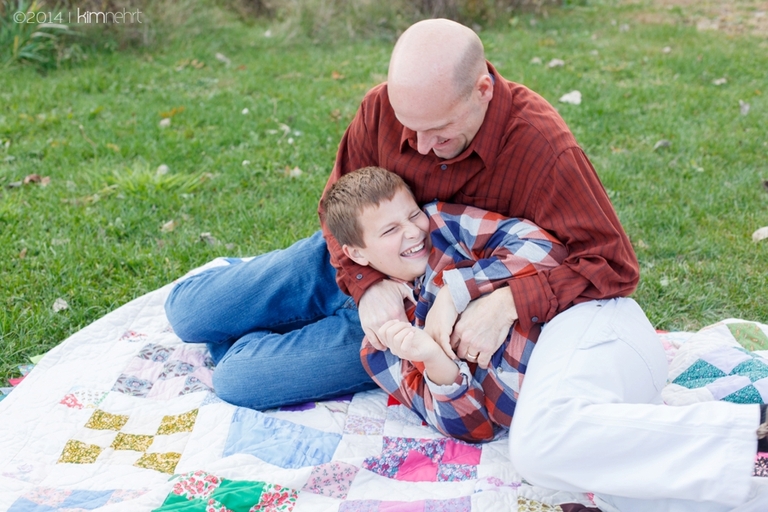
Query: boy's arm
424 202 568 315
360 335 496 443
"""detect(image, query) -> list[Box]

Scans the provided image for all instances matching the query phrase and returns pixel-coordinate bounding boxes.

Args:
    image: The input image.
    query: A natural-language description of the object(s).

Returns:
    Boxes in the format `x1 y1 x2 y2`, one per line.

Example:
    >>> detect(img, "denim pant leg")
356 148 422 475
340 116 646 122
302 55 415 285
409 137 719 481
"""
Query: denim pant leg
164 230 378 407
165 230 346 343
213 307 378 409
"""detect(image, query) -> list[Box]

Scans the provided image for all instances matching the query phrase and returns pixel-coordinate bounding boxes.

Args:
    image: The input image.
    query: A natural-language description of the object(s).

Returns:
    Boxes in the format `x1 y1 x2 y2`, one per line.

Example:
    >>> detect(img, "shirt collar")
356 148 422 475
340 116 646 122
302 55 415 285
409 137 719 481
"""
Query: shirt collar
397 61 510 171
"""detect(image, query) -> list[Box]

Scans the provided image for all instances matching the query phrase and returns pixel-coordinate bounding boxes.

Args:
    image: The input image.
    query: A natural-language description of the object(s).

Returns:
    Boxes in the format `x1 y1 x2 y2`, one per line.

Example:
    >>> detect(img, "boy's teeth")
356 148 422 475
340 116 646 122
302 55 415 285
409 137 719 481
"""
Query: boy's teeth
402 242 424 256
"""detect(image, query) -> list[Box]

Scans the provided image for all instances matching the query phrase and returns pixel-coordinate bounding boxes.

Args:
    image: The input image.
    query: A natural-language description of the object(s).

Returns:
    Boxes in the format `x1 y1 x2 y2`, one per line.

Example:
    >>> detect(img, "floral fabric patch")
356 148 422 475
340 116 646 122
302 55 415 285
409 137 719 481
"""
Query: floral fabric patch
58 440 103 464
85 409 129 431
363 437 481 482
343 415 385 435
158 409 199 434
302 461 359 499
111 433 154 451
135 452 182 474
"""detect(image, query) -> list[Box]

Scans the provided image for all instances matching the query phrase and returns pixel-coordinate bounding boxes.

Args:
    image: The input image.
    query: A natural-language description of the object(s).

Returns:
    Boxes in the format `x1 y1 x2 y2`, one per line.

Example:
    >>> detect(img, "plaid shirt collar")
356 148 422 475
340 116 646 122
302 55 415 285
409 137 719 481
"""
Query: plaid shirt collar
397 61 509 172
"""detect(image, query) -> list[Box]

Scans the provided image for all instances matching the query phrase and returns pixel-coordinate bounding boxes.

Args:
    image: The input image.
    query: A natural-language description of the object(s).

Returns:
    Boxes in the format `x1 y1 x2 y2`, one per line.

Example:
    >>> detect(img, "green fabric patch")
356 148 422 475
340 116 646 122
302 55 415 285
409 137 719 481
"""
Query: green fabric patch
722 385 764 404
672 359 727 388
211 478 266 511
728 323 768 352
731 358 768 382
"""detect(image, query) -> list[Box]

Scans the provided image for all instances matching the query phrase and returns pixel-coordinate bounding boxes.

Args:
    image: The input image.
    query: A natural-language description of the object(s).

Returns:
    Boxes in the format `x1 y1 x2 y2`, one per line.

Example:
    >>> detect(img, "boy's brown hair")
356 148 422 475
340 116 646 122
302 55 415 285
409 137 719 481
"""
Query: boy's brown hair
322 166 413 248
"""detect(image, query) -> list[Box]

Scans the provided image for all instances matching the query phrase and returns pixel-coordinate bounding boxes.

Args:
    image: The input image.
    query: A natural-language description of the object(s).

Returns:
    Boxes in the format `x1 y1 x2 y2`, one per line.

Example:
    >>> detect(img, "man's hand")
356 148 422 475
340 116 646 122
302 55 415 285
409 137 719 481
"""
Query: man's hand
358 280 409 350
451 287 517 369
424 286 459 360
378 319 440 362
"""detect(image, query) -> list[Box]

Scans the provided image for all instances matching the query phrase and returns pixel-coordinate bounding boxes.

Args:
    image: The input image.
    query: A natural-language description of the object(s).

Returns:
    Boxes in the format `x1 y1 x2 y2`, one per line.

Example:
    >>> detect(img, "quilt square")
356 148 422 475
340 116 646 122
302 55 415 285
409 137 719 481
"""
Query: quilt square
59 489 113 509
302 461 359 499
363 437 480 482
85 409 129 431
112 374 153 397
224 407 341 469
111 433 154 451
134 452 182 474
138 343 175 362
59 388 108 410
344 415 385 435
157 409 198 434
58 440 103 464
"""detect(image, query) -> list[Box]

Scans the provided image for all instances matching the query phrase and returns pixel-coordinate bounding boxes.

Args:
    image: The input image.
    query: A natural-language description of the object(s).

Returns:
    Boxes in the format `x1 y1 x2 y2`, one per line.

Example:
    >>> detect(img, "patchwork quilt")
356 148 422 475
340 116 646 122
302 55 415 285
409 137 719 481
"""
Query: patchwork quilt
1 258 765 512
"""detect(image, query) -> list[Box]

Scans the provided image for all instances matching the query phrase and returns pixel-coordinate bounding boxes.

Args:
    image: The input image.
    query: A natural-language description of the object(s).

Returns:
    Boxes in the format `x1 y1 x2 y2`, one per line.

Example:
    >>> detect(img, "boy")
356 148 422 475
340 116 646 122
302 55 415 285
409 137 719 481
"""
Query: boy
322 167 566 442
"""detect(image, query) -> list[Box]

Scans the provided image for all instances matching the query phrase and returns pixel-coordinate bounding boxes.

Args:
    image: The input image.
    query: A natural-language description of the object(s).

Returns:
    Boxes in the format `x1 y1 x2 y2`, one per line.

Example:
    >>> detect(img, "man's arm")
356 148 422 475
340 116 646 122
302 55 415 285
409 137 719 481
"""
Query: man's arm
505 147 639 332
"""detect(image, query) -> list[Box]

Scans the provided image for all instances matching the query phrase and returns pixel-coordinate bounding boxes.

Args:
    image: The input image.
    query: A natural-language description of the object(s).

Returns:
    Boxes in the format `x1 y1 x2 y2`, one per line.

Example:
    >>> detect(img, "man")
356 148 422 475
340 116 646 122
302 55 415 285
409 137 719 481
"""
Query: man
165 19 767 511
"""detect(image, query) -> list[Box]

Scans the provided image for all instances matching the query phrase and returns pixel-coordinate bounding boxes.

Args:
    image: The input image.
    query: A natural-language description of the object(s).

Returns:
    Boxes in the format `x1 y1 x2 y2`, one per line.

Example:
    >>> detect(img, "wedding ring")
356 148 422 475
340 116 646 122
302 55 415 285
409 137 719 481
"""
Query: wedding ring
466 352 479 361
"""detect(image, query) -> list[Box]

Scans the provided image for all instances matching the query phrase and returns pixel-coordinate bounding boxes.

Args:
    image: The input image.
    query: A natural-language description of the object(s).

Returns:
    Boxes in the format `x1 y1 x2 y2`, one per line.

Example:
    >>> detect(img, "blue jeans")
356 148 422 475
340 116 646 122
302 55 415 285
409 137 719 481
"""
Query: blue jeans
164 230 378 409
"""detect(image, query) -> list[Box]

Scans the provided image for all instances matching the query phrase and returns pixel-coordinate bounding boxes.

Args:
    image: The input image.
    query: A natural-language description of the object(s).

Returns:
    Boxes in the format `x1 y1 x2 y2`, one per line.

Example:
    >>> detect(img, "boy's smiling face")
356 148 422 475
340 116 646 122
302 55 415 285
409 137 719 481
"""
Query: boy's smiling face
342 188 431 282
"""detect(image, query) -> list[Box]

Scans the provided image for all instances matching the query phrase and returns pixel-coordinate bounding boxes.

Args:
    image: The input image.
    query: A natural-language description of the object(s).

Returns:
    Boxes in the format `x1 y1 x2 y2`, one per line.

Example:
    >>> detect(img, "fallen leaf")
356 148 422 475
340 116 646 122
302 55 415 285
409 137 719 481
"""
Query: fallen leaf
52 298 69 312
106 143 120 152
331 70 344 80
225 243 236 251
237 65 246 71
264 29 272 38
330 109 342 121
161 220 178 232
739 100 750 116
635 239 649 249
547 58 565 68
752 226 768 242
23 174 42 184
156 164 169 175
159 118 171 128
662 46 672 54
712 77 727 86
285 166 303 178
558 90 582 105
160 106 185 118
530 56 542 64
199 232 218 245
242 160 250 166
241 108 249 115
19 248 27 259
653 139 671 151
660 277 670 287
215 52 231 66
619 23 630 32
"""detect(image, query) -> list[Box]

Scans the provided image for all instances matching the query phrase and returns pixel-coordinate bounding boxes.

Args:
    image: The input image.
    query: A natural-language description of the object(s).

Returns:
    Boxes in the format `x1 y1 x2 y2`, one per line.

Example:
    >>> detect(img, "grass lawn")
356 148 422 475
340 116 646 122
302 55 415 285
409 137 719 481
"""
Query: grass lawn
1 0 767 383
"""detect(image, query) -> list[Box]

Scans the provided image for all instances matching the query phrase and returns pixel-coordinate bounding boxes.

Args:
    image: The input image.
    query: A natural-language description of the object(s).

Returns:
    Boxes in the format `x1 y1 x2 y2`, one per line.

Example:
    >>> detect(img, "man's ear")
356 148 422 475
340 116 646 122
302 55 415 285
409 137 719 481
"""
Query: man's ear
342 244 369 266
476 73 494 104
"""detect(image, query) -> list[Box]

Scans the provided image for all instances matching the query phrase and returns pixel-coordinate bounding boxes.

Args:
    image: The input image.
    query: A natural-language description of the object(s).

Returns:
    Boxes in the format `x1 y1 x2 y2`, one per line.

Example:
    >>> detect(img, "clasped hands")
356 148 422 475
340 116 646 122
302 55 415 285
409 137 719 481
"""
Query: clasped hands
358 279 517 369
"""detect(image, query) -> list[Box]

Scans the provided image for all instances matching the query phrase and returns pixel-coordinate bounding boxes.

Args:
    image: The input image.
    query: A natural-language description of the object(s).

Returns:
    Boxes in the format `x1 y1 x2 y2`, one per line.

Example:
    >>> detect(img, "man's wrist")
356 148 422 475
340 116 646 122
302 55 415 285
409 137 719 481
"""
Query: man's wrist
493 286 518 324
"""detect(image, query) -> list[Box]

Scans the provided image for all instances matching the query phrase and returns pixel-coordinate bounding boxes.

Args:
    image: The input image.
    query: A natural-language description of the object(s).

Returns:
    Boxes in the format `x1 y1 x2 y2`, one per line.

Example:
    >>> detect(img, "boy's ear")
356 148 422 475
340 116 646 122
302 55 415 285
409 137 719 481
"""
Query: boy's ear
342 244 369 266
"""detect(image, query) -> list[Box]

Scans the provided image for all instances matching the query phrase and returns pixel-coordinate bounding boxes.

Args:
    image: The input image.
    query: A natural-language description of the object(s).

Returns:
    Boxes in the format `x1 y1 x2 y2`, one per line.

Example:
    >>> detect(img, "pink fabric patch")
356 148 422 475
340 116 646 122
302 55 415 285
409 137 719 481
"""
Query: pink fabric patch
442 440 481 466
380 501 425 512
123 357 164 382
396 450 438 482
146 377 185 399
173 346 207 367
190 367 213 388
302 461 359 499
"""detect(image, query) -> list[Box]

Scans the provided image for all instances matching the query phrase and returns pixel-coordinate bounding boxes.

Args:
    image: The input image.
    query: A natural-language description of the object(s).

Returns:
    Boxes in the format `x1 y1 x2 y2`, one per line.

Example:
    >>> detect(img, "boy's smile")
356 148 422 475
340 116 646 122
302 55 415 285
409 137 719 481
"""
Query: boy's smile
343 188 431 282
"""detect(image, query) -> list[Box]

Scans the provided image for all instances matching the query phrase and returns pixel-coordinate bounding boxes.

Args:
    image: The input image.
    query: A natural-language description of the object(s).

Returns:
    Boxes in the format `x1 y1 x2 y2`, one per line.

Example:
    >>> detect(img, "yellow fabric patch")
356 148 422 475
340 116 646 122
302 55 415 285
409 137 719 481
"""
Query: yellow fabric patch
517 498 563 512
111 432 154 451
157 409 198 435
134 452 182 474
85 409 129 431
58 440 103 464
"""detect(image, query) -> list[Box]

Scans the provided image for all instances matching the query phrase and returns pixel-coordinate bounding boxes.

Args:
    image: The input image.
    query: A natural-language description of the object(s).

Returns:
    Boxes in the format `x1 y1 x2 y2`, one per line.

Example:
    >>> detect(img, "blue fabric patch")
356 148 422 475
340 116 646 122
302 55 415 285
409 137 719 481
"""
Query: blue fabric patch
224 407 341 468
7 498 56 512
673 359 727 389
60 489 113 509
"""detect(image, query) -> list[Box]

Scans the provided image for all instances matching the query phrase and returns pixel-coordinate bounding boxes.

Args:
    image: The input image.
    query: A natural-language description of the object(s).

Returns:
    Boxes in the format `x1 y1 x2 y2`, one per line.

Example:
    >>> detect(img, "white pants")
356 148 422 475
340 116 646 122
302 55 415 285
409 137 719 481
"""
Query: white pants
509 298 766 512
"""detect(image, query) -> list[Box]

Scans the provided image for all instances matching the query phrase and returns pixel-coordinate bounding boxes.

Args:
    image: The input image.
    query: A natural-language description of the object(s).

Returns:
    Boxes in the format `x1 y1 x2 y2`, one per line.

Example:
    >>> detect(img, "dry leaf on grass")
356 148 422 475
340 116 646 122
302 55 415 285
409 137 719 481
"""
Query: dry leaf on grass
52 298 69 312
161 220 178 233
199 232 218 245
559 91 582 105
752 227 768 242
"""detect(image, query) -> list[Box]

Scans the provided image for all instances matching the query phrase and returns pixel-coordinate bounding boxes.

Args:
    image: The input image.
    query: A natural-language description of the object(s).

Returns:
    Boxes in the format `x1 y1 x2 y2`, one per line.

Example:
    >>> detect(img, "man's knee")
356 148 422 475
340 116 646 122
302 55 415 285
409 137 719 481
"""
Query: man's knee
164 281 199 342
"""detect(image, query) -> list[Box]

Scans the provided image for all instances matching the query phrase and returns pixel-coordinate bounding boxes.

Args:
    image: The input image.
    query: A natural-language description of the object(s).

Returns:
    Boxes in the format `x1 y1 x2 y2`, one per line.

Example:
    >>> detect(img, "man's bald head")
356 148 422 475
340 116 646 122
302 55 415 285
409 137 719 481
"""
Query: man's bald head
388 19 487 102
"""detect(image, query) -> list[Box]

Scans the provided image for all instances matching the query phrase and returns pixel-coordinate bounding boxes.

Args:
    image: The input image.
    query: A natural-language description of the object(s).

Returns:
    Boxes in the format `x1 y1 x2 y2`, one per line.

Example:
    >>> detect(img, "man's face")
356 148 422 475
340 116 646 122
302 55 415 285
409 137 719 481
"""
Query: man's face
344 188 431 282
390 76 492 160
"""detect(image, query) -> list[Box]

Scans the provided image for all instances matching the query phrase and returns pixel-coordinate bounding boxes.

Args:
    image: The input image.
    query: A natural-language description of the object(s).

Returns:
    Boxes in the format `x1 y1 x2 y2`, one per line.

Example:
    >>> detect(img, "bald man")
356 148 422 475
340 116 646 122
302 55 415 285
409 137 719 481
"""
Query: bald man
165 19 767 510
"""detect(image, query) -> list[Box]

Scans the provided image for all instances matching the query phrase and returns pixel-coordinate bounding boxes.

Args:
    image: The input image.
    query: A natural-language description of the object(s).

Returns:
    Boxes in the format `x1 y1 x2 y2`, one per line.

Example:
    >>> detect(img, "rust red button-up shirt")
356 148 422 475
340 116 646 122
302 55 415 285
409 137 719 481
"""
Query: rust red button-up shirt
319 63 639 332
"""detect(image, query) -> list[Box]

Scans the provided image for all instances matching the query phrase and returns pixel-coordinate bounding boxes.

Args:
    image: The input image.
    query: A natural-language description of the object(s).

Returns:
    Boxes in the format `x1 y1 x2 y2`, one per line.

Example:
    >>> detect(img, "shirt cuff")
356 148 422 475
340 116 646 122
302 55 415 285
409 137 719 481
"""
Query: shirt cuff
507 273 558 331
442 269 471 313
424 360 470 401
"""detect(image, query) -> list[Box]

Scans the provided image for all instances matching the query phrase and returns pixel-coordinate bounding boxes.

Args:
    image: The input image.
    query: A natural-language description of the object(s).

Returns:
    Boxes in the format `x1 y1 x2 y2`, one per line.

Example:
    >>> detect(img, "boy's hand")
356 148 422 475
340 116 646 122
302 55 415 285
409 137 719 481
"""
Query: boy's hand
378 319 442 363
359 280 409 350
424 287 459 360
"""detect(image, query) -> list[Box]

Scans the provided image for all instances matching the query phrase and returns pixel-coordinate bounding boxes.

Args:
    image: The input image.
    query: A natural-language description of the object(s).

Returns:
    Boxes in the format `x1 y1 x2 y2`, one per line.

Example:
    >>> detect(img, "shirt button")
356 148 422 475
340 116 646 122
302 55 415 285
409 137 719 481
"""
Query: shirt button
531 316 539 323
497 367 504 374
440 164 447 170
356 274 363 280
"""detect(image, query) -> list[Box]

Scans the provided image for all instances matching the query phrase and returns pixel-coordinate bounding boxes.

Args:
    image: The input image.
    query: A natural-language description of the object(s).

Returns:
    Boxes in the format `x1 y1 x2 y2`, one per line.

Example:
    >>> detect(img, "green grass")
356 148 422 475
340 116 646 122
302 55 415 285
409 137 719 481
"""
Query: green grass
1 1 767 383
